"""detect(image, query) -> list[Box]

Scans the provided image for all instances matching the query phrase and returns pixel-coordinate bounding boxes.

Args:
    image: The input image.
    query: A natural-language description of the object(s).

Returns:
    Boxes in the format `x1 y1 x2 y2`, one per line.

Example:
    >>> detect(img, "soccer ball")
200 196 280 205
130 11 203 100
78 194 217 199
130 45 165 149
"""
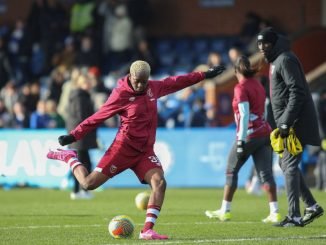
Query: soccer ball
108 215 135 239
135 191 150 210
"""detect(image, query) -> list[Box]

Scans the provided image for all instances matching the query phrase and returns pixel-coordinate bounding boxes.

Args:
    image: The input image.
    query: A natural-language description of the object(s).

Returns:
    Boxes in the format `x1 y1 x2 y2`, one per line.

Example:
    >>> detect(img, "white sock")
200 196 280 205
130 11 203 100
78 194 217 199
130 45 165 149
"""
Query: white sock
269 202 279 214
221 200 231 213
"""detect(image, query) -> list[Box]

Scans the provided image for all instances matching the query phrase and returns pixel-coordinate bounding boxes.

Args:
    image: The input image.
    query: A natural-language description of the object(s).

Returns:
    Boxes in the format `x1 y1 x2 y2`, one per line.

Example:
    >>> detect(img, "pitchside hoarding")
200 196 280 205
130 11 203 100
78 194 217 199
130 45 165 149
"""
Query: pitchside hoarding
0 128 284 189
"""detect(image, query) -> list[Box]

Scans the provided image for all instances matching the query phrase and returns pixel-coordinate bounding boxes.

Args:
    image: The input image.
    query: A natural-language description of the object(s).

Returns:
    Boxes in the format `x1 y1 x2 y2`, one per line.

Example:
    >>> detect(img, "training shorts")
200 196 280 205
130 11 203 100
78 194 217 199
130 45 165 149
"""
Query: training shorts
95 140 163 183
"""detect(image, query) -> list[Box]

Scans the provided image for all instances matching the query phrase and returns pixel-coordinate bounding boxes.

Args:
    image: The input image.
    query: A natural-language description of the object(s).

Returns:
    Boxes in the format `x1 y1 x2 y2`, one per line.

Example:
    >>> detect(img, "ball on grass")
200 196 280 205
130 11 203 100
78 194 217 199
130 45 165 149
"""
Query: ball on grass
108 215 134 239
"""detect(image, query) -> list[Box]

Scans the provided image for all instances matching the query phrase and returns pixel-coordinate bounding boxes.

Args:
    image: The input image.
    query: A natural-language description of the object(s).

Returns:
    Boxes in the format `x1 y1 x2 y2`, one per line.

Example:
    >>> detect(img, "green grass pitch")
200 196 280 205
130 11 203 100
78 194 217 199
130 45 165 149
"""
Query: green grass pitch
0 188 325 244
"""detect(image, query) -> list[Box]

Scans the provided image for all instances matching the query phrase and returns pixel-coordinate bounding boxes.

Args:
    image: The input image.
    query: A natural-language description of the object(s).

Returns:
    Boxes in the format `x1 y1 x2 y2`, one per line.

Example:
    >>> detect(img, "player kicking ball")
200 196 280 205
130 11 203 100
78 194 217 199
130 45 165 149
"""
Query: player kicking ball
47 60 225 239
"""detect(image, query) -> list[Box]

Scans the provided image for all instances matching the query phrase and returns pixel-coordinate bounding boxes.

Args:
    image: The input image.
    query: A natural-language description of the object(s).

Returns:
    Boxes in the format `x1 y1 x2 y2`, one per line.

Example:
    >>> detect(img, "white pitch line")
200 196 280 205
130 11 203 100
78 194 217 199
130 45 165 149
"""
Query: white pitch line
0 221 258 230
100 235 326 245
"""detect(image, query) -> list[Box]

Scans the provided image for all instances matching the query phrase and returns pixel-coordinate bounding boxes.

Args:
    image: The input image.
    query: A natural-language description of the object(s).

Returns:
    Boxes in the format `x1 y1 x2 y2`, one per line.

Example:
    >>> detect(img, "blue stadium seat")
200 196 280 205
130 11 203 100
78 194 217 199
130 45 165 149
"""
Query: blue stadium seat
192 37 210 53
174 38 191 54
153 38 174 54
210 38 227 52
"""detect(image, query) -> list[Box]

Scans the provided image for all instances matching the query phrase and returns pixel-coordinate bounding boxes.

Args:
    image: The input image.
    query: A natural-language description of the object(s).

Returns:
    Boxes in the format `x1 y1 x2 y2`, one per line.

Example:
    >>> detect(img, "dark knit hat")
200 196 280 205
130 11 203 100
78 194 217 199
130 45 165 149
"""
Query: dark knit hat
257 27 278 45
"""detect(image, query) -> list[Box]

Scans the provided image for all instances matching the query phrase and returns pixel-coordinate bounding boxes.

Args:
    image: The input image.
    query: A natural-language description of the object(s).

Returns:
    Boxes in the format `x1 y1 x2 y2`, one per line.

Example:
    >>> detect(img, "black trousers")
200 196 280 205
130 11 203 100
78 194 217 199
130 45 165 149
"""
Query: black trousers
279 150 316 217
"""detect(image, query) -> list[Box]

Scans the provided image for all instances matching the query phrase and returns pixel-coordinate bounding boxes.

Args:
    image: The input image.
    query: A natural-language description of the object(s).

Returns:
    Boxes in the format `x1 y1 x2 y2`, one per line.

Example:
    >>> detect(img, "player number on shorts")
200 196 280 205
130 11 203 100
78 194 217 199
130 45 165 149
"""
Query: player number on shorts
148 156 161 166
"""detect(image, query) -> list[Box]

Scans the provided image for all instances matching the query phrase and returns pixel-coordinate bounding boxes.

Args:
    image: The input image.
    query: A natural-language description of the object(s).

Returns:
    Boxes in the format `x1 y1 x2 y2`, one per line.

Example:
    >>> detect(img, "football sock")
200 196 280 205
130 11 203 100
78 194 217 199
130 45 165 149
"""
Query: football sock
67 157 82 171
143 204 161 232
269 201 279 214
221 200 231 213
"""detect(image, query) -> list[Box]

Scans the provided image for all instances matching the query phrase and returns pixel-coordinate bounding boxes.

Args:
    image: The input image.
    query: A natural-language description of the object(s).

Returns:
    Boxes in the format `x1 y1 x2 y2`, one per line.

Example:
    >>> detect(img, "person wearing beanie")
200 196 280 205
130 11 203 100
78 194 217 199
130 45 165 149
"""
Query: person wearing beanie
257 28 324 227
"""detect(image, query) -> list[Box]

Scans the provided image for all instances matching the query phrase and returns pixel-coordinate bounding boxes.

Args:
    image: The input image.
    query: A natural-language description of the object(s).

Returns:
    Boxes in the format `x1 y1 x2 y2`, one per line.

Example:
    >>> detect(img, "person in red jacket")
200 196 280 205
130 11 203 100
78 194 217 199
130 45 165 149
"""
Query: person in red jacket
47 60 225 240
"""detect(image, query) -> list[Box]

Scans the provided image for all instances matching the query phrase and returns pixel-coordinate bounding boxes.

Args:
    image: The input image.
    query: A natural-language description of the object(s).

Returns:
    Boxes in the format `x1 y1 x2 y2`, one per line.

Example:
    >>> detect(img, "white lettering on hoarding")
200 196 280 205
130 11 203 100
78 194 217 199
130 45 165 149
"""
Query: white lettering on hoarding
200 142 227 171
0 140 69 177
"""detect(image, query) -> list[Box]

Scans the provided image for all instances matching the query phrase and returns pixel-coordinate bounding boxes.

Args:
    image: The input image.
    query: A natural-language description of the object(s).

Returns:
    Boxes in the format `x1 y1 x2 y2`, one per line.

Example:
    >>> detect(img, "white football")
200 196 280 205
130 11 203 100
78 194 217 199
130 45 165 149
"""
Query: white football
108 215 134 239
135 191 150 210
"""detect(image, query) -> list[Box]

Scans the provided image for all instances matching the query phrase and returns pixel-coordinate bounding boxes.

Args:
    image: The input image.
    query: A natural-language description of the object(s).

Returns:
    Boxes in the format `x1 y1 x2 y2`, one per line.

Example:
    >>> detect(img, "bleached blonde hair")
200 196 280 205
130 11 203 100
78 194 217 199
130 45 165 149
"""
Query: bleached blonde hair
130 60 151 77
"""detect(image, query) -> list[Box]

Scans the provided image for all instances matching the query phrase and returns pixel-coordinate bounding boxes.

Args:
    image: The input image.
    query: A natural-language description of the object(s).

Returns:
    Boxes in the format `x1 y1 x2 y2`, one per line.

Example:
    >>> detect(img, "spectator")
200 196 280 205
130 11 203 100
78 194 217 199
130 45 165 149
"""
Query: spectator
0 36 13 90
18 83 40 114
207 51 223 67
75 35 99 67
228 46 243 68
29 99 51 128
8 101 30 128
57 66 81 121
101 3 133 73
0 81 19 114
45 99 65 128
29 42 46 79
46 66 68 103
0 98 11 128
70 0 96 35
51 36 76 70
65 73 98 200
7 19 30 85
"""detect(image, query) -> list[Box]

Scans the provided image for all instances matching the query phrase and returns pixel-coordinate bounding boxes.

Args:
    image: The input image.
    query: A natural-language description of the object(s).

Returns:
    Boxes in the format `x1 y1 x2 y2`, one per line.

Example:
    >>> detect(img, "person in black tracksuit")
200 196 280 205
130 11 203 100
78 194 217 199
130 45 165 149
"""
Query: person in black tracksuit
66 73 98 199
257 27 324 227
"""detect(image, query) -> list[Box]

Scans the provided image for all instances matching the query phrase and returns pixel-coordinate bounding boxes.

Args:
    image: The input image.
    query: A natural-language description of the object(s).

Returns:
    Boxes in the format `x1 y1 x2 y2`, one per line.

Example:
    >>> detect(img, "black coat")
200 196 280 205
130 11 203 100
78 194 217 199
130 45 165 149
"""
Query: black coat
66 89 98 150
266 35 320 146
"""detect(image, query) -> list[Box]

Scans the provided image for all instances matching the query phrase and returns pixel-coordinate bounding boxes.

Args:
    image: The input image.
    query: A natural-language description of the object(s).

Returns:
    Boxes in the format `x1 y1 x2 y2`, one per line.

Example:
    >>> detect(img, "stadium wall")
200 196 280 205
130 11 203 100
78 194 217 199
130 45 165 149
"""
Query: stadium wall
1 0 322 36
0 128 285 189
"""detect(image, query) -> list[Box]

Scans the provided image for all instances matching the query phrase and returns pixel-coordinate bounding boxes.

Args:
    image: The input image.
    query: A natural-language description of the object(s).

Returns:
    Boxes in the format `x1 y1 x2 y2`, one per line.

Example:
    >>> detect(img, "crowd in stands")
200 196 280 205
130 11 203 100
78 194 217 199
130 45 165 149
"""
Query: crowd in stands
0 0 277 130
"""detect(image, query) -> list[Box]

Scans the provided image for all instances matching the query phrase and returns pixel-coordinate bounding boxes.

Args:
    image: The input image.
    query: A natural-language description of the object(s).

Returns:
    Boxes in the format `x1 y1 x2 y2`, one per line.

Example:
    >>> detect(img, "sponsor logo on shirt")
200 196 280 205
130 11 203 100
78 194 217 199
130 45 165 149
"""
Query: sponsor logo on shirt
129 97 135 101
147 88 153 97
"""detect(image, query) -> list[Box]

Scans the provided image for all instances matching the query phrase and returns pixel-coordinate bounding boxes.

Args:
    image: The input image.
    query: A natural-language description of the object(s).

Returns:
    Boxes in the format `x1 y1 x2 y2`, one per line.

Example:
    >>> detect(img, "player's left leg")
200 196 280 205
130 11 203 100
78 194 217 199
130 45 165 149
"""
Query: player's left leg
132 150 168 240
252 141 281 223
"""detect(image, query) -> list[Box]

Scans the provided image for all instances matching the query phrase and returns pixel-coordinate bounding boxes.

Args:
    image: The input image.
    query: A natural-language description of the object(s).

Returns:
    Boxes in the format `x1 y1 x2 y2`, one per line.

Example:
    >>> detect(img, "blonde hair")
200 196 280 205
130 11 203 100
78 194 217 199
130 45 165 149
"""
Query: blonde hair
130 60 151 77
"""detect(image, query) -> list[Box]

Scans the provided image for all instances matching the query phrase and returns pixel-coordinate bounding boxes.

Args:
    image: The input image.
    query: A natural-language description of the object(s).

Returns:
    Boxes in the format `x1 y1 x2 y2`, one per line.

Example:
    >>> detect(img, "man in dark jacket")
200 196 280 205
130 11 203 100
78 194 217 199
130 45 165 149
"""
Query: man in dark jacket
257 27 324 227
66 73 98 200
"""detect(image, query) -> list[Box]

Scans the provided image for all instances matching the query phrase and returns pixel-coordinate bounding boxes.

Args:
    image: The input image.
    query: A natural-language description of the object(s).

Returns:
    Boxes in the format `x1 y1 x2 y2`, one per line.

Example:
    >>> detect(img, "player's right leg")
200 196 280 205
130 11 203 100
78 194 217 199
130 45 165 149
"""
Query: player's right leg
47 148 110 190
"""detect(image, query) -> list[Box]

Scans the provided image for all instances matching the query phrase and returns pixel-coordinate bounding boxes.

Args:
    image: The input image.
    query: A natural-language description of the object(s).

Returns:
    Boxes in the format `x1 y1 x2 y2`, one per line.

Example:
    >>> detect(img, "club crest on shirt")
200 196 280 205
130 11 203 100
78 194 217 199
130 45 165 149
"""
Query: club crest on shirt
147 88 153 97
110 165 117 174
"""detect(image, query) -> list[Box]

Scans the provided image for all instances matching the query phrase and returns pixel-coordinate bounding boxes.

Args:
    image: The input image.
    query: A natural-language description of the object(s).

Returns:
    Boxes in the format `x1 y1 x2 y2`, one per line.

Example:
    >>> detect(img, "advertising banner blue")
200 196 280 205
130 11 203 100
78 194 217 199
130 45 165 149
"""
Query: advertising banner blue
0 128 284 189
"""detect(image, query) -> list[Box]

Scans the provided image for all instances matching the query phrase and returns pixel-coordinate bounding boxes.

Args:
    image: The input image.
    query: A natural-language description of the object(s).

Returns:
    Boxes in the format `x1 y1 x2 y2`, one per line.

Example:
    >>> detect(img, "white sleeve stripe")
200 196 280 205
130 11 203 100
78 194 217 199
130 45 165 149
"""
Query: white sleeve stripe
147 208 160 216
94 167 103 173
238 101 250 141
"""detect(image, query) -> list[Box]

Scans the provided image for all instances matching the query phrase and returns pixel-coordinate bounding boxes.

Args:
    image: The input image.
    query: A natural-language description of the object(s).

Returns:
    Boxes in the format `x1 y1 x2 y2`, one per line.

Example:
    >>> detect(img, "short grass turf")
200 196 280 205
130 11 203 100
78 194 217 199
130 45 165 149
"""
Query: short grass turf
0 188 325 245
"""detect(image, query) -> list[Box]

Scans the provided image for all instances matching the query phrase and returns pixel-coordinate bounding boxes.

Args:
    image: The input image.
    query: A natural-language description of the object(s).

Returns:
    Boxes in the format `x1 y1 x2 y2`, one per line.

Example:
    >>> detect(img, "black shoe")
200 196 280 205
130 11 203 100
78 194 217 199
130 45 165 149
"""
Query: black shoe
273 216 304 227
302 205 324 226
